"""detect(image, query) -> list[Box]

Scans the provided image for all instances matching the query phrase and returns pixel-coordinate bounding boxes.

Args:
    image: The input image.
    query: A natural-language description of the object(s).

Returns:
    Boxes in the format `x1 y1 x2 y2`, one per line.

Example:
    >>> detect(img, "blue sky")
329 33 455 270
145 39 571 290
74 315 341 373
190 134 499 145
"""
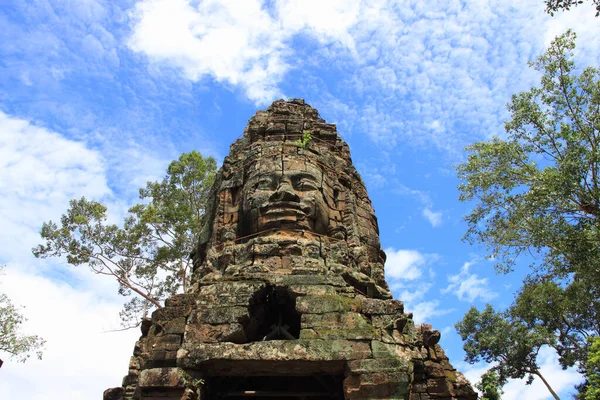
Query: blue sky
1 0 599 398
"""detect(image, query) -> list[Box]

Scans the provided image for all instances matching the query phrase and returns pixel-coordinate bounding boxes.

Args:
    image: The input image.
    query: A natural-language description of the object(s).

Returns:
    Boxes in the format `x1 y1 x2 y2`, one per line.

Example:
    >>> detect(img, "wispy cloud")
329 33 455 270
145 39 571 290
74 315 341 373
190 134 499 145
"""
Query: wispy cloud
123 0 600 156
384 248 454 323
422 207 443 227
442 260 498 302
392 184 444 227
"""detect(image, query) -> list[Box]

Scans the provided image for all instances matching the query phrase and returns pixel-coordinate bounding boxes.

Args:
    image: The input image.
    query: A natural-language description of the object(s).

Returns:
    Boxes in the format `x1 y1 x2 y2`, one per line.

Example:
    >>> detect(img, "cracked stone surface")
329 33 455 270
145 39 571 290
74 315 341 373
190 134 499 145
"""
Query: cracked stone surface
105 99 476 400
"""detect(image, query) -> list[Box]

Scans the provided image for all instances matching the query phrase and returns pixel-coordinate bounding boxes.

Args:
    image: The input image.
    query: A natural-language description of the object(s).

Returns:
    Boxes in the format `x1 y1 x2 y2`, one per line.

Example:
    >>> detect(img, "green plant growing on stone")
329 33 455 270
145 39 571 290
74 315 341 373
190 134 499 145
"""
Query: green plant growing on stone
181 370 205 397
295 130 312 148
33 151 216 328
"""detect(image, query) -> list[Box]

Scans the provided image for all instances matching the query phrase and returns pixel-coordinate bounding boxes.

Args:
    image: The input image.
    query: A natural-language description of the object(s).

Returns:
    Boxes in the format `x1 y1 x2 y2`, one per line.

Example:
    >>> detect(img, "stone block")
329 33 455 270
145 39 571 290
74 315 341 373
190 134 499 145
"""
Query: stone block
164 294 196 308
287 284 336 296
164 317 187 335
296 295 360 314
152 306 193 323
426 377 453 398
371 341 412 362
103 387 124 400
301 312 370 328
361 298 404 315
191 306 247 325
150 349 178 363
274 274 347 287
300 327 378 340
153 334 183 351
184 322 246 343
344 371 410 400
424 360 445 378
138 367 185 388
346 358 411 374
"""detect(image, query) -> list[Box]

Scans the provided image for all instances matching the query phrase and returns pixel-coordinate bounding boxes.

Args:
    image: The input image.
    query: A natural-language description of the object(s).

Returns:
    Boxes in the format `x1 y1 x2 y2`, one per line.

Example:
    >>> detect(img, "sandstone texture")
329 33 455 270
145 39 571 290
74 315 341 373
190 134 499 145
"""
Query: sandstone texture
106 99 476 400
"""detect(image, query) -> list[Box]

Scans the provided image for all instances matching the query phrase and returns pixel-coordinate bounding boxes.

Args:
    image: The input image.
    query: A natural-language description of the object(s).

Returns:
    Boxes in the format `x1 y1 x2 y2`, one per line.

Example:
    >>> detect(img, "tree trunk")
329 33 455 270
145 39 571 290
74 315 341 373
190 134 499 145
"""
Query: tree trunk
534 370 561 400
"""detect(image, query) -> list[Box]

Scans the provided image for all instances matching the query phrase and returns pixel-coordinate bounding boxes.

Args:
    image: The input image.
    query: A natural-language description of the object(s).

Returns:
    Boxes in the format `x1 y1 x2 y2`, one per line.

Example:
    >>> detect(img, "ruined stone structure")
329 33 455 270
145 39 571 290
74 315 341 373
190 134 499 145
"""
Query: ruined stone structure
105 99 476 400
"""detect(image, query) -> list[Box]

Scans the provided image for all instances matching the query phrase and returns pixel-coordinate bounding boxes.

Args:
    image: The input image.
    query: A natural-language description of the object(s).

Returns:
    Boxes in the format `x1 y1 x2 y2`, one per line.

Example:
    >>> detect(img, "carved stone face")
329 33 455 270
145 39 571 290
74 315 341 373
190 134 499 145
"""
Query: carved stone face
239 158 330 237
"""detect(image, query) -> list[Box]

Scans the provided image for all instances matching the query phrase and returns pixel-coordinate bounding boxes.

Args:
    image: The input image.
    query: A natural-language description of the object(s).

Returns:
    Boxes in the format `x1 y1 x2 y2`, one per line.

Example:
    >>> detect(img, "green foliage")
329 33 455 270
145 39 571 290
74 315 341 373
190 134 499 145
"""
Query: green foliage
295 130 312 148
582 336 600 400
456 305 553 387
0 267 45 363
545 0 600 17
456 30 600 399
458 30 600 282
476 370 503 400
512 277 599 370
33 151 216 327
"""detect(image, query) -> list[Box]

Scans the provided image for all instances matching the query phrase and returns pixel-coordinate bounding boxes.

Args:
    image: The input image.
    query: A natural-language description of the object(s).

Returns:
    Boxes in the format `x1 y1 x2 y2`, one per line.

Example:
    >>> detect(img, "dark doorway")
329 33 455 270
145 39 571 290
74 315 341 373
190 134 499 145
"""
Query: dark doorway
242 285 301 342
207 375 344 399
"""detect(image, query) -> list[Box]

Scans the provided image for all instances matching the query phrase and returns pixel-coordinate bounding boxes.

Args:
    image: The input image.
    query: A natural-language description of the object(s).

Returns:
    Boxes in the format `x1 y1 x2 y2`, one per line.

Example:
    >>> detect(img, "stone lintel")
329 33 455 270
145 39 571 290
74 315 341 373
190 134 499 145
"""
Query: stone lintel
177 340 372 367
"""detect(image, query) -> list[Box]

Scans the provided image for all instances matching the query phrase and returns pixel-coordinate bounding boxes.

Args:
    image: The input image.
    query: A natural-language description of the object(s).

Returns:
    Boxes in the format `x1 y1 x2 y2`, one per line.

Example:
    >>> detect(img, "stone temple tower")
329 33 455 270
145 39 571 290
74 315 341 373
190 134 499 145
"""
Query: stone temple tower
105 99 476 400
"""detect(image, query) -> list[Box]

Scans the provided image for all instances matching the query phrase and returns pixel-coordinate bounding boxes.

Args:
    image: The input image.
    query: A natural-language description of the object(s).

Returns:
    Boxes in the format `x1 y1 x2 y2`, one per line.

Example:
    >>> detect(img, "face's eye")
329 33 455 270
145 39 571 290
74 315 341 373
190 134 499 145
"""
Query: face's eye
255 176 276 190
292 175 319 191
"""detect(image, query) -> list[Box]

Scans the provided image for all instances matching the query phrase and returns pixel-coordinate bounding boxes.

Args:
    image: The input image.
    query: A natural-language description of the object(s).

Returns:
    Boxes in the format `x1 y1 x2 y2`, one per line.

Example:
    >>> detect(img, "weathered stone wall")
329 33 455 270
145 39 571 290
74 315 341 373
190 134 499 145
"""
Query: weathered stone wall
105 99 476 400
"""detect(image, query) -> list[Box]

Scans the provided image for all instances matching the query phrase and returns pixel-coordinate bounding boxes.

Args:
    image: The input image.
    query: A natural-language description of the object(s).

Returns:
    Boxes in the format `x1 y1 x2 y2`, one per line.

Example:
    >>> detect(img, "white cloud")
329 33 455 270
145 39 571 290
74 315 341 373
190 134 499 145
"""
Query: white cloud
384 249 454 323
127 0 363 104
385 248 432 280
0 265 139 399
128 0 288 104
127 0 600 152
442 260 498 302
0 111 111 262
410 300 456 324
422 207 443 227
0 112 160 398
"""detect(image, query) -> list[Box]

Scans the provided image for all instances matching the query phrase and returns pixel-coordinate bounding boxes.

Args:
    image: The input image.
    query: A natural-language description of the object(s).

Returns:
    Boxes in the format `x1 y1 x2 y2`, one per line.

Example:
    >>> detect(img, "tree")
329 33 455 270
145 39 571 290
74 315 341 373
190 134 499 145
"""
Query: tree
0 267 45 364
475 370 504 400
456 305 559 399
512 277 599 370
33 151 216 327
456 30 600 396
544 0 600 17
580 336 600 400
458 29 600 285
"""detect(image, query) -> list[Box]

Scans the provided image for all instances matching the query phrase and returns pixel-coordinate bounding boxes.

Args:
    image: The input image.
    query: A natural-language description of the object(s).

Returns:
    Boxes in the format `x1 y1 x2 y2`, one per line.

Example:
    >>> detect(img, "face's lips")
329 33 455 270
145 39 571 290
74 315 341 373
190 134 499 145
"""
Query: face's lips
260 201 311 215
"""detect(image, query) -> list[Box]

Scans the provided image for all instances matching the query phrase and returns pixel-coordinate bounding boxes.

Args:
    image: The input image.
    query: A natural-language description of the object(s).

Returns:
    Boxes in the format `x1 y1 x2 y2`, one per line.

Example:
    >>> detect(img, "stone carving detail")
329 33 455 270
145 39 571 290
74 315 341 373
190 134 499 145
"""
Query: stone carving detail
105 99 476 400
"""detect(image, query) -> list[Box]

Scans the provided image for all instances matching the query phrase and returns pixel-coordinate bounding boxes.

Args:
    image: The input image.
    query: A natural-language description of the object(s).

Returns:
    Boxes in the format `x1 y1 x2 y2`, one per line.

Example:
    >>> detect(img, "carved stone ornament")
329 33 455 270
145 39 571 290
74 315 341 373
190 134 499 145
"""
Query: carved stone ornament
105 99 476 400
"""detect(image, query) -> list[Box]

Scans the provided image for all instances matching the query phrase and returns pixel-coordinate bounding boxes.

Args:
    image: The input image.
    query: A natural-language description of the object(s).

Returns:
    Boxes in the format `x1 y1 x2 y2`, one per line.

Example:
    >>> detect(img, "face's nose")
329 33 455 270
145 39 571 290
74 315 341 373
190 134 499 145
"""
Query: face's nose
270 179 300 202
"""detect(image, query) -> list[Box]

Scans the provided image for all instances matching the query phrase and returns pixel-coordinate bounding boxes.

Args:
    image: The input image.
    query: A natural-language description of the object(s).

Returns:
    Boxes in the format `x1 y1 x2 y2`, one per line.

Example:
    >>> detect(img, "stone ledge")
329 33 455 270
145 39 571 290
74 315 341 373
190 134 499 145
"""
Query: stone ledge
177 340 372 367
